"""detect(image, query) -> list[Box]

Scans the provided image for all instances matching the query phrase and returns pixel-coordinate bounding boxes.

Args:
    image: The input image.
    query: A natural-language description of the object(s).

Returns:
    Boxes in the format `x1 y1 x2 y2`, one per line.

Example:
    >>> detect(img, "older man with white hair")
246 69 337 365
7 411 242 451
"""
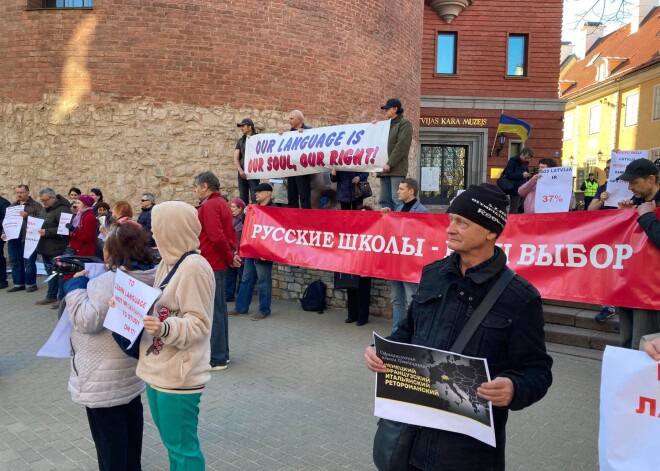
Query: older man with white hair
286 110 313 209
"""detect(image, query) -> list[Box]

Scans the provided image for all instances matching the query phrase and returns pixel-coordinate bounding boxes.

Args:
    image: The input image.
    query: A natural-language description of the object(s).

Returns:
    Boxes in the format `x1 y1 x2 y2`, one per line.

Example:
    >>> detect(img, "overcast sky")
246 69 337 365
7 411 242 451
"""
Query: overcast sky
562 0 631 44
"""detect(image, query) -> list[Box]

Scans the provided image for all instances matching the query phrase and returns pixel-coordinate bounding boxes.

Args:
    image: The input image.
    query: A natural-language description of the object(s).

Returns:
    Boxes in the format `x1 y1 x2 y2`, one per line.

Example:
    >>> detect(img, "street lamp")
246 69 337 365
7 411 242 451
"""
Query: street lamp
495 133 506 156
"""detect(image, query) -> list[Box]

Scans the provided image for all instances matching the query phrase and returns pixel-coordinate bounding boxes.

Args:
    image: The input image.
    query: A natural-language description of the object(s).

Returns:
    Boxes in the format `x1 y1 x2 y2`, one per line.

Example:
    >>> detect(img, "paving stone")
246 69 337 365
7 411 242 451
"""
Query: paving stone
0 287 601 470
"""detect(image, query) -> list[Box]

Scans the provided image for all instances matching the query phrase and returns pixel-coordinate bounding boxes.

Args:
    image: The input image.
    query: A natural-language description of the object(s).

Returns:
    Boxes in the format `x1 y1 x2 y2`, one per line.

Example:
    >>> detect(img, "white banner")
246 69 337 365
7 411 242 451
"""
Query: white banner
57 213 73 235
245 120 390 179
599 346 660 471
103 270 161 347
2 205 24 241
23 216 44 258
534 166 573 213
608 151 648 206
37 307 72 358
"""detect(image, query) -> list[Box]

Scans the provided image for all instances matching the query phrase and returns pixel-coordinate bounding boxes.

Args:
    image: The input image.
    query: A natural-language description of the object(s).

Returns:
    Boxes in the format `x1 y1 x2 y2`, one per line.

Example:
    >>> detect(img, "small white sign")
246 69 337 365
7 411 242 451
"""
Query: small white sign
23 216 44 258
534 166 573 213
103 270 161 347
421 167 440 192
2 205 24 241
608 151 648 206
57 213 73 235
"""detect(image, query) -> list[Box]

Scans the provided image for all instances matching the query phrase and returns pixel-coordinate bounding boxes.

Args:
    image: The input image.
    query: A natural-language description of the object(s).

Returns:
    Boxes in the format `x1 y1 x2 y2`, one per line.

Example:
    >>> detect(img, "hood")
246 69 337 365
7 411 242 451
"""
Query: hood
152 201 201 266
46 194 72 212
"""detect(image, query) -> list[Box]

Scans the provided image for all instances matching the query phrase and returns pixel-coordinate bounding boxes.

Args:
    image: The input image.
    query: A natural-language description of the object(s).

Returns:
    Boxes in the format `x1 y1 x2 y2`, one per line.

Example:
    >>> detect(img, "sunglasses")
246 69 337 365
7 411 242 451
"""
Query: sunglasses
140 199 149 202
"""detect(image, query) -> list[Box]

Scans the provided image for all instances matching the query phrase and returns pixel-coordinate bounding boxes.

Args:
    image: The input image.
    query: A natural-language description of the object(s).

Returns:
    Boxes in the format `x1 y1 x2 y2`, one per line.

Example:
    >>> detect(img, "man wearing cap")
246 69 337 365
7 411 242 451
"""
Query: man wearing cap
194 171 240 371
614 158 660 349
233 183 275 320
365 183 552 471
285 110 313 209
377 98 413 210
580 172 599 210
234 118 260 205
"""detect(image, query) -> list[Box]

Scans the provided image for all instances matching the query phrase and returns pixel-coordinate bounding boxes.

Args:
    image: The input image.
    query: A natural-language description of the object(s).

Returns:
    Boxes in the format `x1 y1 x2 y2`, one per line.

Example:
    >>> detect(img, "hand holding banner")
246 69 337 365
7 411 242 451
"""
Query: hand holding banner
57 213 73 235
24 216 44 258
103 270 161 347
245 120 390 179
2 205 24 240
534 166 573 213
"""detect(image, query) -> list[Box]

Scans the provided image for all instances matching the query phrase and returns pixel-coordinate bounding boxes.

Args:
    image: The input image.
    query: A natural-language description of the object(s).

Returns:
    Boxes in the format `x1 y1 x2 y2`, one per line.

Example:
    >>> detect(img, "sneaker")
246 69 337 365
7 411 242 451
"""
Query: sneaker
26 285 38 293
595 307 615 322
210 363 229 371
250 313 268 321
7 285 26 293
36 298 58 305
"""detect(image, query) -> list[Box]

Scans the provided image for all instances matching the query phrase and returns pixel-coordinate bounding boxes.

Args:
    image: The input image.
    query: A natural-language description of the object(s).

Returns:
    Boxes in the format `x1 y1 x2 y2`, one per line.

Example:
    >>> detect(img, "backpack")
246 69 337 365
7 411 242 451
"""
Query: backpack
300 280 327 313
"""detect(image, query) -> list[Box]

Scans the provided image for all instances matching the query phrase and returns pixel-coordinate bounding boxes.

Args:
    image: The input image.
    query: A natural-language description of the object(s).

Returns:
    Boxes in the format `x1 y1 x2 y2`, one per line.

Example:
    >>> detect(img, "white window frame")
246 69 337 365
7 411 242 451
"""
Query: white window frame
653 85 660 121
589 105 601 135
624 93 639 127
563 113 573 141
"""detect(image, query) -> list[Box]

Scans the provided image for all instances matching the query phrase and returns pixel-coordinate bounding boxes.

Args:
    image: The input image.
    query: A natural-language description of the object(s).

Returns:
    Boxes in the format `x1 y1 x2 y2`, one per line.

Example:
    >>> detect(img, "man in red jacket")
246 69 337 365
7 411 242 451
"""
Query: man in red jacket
194 171 240 371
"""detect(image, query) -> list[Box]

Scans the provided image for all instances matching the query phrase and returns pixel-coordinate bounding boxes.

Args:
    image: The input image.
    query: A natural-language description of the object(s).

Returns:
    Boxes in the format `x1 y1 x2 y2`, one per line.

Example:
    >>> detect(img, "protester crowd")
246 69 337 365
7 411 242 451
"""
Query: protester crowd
1 97 658 471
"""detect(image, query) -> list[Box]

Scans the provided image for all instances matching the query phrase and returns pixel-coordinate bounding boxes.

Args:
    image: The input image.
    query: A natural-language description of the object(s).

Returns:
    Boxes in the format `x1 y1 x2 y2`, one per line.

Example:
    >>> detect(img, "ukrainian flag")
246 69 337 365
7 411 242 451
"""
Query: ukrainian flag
496 114 531 142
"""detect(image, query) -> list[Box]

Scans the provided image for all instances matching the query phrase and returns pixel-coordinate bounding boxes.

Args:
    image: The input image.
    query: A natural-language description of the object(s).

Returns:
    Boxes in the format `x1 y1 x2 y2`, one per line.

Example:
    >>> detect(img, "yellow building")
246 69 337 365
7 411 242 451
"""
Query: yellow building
560 8 660 187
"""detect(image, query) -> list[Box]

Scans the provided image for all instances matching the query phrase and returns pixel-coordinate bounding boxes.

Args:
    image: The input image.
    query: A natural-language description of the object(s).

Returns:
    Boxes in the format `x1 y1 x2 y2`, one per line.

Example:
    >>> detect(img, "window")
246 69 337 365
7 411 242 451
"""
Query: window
509 141 522 158
563 113 573 141
43 0 92 7
436 33 457 75
589 105 601 135
596 63 607 82
507 34 528 76
420 145 467 205
653 85 660 121
624 93 639 127
650 148 660 160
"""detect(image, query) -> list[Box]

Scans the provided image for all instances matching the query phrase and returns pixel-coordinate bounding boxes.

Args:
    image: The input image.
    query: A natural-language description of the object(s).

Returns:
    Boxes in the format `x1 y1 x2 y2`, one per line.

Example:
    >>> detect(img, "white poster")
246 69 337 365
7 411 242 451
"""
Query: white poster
245 120 390 179
23 216 44 258
534 166 573 213
421 167 440 192
2 205 24 241
103 270 161 347
373 334 495 447
57 213 73 235
599 346 660 471
37 306 72 358
608 151 648 206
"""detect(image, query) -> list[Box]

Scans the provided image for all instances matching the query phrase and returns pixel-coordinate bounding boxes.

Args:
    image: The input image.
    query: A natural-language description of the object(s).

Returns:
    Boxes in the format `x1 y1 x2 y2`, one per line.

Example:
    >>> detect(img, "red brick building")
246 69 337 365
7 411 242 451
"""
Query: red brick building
418 0 565 206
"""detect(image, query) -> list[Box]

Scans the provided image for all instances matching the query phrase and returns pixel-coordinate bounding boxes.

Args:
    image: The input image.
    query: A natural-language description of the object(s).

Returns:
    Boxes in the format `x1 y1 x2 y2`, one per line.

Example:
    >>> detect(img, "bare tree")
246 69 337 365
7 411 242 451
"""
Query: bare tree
565 0 632 29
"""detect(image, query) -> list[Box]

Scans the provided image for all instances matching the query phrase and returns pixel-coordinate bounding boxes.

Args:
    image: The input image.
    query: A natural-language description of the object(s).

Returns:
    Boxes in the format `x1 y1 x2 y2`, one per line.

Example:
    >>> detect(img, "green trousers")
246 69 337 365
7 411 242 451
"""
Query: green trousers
146 385 205 471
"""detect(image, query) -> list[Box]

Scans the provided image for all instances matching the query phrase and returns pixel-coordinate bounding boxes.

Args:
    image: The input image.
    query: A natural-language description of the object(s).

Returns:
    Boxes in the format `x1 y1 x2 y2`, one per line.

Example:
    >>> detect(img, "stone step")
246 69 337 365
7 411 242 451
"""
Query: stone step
544 324 621 351
545 342 604 361
542 304 619 334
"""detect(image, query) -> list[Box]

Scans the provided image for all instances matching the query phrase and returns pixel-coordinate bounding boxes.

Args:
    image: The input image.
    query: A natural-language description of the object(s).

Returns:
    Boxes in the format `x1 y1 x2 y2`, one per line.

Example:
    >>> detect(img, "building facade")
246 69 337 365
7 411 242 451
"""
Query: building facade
418 0 565 208
560 5 660 187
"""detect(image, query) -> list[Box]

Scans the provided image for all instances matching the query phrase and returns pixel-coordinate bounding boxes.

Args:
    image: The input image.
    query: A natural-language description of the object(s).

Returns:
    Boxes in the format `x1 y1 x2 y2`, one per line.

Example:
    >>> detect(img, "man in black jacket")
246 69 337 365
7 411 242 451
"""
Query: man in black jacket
365 183 552 471
503 147 533 213
36 188 71 305
0 193 10 289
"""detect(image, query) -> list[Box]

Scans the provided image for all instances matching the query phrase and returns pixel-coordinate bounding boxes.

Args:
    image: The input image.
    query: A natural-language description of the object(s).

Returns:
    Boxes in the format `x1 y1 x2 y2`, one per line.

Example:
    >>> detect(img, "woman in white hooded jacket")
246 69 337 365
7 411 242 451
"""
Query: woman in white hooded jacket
63 222 157 471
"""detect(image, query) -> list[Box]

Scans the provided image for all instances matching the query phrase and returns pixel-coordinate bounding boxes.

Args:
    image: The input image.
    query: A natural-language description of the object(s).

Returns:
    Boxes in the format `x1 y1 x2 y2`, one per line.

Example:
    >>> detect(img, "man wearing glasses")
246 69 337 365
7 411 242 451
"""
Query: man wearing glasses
35 188 71 305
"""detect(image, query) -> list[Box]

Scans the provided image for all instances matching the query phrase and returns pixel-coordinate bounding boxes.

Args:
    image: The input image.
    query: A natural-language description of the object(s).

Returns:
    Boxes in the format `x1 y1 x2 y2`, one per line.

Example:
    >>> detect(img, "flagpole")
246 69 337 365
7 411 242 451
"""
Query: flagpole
490 111 504 157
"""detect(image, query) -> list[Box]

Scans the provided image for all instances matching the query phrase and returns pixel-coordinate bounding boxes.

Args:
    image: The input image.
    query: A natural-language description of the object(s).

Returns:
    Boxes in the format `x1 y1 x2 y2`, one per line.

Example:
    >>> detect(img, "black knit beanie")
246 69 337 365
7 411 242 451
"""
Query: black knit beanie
448 183 508 235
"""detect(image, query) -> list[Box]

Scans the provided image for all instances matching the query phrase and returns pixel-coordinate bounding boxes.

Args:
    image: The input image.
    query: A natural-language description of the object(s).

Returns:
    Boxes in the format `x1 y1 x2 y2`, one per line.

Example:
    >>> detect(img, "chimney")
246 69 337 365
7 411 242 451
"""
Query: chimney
577 22 605 59
630 0 657 34
560 41 575 63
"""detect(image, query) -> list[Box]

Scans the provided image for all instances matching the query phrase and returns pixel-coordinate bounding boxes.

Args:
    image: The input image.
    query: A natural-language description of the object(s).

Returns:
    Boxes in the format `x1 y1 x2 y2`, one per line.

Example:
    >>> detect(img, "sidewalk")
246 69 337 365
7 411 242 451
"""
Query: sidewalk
0 287 601 470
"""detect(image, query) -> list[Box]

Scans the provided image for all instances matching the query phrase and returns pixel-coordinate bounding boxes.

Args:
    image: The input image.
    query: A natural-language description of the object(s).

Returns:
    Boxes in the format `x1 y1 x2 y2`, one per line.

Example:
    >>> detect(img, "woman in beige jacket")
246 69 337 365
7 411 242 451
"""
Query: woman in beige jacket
137 201 215 471
64 222 157 471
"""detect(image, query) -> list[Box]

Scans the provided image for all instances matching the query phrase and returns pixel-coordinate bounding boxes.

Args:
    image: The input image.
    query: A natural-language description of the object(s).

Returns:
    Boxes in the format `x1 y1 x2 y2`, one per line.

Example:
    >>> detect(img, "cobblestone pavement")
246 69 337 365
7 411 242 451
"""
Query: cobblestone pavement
0 283 601 470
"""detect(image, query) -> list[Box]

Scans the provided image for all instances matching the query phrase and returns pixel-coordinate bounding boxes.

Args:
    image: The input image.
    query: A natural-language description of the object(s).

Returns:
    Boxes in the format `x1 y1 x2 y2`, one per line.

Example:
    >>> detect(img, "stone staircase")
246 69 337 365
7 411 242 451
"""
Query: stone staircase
542 300 621 361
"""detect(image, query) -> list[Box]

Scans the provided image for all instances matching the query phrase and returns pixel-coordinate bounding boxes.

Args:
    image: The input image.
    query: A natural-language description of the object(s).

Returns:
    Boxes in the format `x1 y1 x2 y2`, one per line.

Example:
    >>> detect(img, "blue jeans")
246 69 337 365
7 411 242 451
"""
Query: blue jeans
238 174 259 205
210 270 229 366
391 280 417 333
225 266 242 301
235 258 273 315
8 239 37 287
41 254 62 300
378 176 404 210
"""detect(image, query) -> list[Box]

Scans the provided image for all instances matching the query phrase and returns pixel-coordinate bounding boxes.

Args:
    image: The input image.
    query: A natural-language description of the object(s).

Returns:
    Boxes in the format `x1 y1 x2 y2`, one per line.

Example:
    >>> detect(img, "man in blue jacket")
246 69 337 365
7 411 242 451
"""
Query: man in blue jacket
365 183 552 471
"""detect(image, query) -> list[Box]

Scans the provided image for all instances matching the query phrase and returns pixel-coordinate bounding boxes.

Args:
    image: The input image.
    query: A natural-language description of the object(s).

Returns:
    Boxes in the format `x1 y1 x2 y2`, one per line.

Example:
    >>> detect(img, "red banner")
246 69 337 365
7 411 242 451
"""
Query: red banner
240 206 660 310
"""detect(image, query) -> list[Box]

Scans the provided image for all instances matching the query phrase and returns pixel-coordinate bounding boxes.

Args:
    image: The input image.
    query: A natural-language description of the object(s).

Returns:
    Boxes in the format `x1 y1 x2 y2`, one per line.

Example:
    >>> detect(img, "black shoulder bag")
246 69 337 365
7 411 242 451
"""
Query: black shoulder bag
372 267 516 471
112 250 198 359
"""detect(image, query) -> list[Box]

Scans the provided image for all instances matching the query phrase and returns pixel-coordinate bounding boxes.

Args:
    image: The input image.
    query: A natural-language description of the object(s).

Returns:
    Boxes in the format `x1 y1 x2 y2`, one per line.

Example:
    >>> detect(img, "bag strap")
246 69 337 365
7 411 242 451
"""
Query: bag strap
158 250 197 290
450 267 516 354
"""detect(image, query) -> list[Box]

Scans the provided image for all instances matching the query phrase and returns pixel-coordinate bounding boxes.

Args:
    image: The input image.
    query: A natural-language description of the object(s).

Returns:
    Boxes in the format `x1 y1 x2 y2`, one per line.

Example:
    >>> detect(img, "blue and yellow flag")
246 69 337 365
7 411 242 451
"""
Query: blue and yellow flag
496 114 531 142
